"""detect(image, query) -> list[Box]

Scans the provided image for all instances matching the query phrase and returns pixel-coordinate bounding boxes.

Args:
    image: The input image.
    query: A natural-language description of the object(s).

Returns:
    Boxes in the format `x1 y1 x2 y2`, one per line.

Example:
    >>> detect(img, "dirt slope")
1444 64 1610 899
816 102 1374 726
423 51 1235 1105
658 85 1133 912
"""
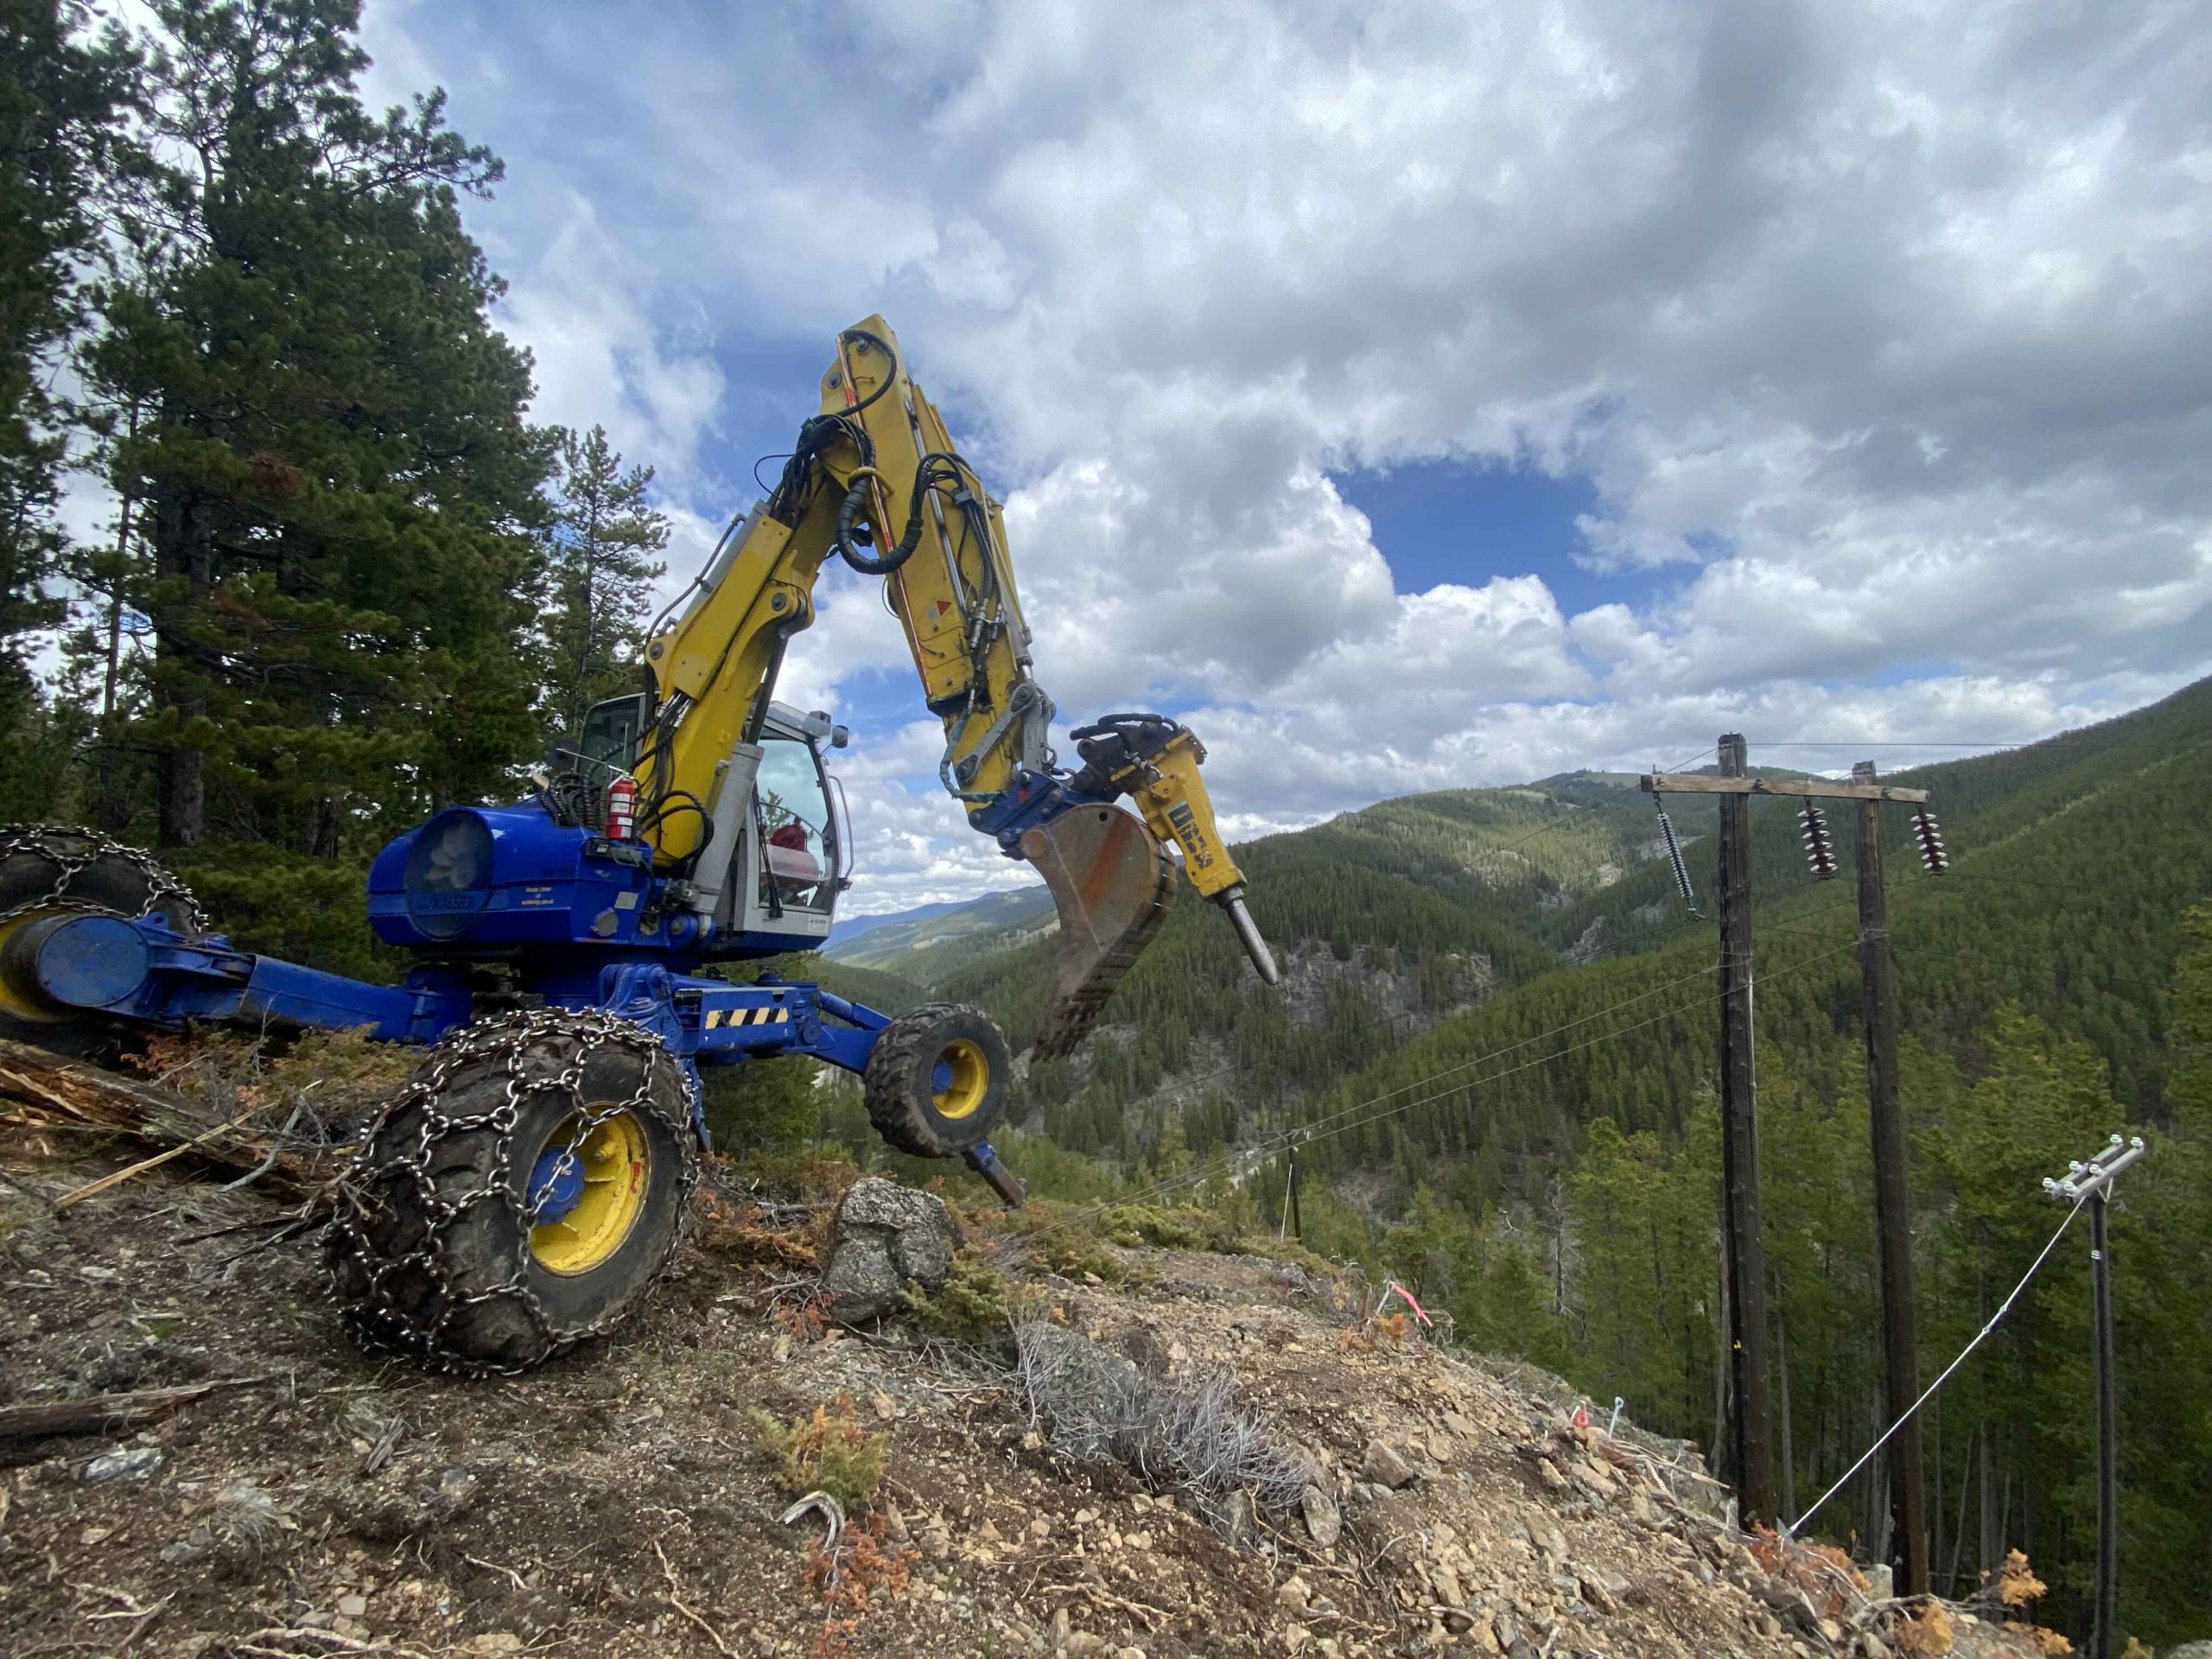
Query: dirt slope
0 1138 2062 1659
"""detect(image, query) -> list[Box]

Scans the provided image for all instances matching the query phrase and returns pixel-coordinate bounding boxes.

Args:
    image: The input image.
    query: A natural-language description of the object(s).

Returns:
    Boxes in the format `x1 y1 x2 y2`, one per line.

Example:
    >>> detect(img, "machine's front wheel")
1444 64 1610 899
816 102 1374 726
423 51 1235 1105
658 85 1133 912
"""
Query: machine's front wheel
0 824 203 1053
325 1010 698 1374
863 1002 1011 1158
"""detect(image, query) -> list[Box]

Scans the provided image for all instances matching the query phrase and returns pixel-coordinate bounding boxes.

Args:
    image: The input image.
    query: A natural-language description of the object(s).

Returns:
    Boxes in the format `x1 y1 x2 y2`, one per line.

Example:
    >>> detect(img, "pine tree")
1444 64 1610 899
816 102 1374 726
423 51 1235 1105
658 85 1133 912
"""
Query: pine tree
543 423 668 739
79 0 551 963
0 0 130 732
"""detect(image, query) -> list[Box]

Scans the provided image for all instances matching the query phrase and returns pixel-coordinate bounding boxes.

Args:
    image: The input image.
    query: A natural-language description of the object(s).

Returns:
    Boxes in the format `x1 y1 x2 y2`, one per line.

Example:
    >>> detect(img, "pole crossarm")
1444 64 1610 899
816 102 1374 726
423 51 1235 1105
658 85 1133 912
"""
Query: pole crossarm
1641 774 1932 804
2044 1135 2148 1205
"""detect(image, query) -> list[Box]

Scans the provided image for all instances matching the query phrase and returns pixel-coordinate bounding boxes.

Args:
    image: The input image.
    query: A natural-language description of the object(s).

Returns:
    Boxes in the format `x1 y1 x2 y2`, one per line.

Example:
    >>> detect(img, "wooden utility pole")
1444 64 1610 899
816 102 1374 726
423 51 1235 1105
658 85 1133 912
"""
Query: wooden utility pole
1854 762 1930 1596
1642 742 1937 1535
1712 733 1775 1523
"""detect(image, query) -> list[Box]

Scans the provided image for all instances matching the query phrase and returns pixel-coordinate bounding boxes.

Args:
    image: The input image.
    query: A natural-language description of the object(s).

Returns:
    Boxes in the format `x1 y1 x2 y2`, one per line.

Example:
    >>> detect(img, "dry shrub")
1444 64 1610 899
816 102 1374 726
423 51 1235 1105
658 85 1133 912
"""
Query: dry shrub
748 1395 887 1516
1895 1603 1955 1656
772 1295 832 1344
1996 1549 2048 1608
695 1186 821 1270
1992 1550 2069 1654
1745 1528 1865 1620
804 1512 916 1659
132 1025 411 1146
1011 1317 1316 1522
721 1149 860 1206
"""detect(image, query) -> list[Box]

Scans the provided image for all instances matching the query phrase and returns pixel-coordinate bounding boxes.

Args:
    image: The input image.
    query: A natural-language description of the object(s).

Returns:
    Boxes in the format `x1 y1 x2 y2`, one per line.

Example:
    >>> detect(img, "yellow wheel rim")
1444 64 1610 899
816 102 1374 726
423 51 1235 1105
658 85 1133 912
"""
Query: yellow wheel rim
933 1039 990 1121
0 908 84 1025
529 1109 651 1275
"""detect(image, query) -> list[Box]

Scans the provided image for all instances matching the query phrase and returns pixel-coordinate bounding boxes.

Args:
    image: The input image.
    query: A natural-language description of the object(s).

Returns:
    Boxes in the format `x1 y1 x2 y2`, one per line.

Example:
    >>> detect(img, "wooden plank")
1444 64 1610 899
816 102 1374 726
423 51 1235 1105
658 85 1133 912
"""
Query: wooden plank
1640 773 1930 804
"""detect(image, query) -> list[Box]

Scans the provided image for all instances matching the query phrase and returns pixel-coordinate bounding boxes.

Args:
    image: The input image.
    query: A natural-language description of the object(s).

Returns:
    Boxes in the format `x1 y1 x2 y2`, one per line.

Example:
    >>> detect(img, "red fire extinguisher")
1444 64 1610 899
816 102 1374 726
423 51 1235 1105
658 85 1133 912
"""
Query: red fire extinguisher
606 775 638 840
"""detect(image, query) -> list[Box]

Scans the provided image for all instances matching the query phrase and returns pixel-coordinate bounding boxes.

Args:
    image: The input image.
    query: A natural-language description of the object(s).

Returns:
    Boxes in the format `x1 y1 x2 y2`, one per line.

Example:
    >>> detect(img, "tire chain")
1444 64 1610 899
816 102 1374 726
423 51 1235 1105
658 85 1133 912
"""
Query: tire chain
323 1006 700 1376
0 822 208 934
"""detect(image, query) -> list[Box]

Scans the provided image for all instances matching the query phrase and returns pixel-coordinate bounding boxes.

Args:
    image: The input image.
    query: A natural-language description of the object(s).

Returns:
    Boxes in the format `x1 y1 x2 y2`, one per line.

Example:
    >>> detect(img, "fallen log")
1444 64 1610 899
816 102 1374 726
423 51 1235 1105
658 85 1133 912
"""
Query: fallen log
0 1039 324 1198
0 1378 265 1440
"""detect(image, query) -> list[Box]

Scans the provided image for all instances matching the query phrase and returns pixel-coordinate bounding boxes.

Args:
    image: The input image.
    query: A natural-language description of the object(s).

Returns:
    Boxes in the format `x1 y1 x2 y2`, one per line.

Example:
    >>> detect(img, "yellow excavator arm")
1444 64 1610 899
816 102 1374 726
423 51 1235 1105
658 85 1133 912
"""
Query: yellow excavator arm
632 317 1277 1056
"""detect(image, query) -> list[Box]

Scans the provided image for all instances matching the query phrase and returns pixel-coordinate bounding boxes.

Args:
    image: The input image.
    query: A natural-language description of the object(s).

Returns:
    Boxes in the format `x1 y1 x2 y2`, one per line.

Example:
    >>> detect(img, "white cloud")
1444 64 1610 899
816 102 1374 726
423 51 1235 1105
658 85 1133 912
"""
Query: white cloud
359 0 2212 910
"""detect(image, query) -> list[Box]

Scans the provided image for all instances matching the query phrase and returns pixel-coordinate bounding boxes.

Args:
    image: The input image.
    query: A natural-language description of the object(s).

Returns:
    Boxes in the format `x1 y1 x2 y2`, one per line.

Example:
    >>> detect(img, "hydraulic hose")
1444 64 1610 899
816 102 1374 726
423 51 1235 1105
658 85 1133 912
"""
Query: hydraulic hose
835 467 925 575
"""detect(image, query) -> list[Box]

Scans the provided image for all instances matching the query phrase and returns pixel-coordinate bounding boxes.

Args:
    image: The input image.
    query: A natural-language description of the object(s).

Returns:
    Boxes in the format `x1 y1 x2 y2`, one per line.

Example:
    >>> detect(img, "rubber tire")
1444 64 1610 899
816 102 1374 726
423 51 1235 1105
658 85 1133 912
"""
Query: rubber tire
0 834 195 1055
327 1022 696 1374
863 1001 1011 1159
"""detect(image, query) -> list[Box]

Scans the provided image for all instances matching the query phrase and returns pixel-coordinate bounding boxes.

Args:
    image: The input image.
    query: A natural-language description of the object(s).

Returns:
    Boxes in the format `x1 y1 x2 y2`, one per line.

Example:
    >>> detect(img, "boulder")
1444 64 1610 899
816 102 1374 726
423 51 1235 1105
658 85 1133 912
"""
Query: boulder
820 1177 959 1326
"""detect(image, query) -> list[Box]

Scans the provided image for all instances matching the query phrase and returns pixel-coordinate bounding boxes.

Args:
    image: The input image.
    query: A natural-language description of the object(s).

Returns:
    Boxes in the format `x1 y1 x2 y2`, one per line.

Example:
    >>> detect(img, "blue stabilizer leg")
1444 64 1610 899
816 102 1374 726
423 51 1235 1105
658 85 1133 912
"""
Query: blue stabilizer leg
963 1141 1026 1207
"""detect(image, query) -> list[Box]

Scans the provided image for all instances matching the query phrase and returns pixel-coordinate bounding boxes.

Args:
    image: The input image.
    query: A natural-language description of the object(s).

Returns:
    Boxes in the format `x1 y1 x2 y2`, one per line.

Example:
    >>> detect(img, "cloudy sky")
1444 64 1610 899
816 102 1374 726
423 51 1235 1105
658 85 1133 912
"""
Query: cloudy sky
354 0 2210 915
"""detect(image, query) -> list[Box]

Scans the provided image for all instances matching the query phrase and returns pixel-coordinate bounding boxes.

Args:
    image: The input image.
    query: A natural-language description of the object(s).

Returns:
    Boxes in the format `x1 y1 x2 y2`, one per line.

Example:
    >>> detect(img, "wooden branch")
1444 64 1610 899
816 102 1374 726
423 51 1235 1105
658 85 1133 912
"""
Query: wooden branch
1640 774 1930 804
0 1378 264 1440
53 1109 259 1209
0 1040 321 1198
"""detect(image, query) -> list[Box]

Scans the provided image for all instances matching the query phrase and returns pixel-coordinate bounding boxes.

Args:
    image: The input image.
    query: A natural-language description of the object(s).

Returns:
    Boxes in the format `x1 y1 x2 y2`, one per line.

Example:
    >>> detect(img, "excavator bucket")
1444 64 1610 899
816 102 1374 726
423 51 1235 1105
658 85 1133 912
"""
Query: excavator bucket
1020 803 1176 1060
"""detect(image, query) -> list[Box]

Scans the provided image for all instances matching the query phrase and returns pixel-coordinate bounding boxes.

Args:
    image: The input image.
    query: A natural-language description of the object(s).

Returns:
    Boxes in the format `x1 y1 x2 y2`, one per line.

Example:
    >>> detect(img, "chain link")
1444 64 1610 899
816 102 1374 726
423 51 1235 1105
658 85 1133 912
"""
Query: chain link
0 823 207 934
324 1006 701 1376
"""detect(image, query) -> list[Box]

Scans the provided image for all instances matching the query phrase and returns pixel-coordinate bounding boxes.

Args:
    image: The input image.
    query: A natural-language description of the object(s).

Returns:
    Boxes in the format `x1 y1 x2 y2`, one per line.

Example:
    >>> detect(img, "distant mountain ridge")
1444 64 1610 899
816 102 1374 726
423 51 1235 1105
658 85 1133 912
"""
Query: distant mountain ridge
823 883 1055 972
829 897 976 948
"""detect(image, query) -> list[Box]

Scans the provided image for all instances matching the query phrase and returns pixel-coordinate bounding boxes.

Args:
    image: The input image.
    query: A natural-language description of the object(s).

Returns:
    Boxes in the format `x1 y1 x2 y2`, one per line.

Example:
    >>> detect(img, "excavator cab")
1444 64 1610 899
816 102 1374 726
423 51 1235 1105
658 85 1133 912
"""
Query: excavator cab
560 694 851 957
669 701 849 954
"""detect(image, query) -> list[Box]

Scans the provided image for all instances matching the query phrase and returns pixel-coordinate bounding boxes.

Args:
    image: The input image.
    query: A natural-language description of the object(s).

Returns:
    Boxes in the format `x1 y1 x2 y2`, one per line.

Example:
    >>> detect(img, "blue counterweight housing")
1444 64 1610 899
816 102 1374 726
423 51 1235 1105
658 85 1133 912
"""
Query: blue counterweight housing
365 803 694 957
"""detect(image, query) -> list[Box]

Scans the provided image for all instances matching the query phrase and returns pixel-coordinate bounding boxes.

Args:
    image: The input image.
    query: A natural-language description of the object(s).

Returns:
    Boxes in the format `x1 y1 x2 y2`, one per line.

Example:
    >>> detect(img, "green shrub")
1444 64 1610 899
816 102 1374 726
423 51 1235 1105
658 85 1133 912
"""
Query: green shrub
1100 1202 1238 1252
747 1396 887 1515
899 1254 1027 1343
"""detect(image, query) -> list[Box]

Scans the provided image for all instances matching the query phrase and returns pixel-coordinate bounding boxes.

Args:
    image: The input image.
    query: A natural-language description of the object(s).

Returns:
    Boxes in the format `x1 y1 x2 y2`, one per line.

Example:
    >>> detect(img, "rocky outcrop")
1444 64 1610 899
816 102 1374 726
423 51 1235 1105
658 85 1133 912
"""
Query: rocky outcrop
820 1176 960 1326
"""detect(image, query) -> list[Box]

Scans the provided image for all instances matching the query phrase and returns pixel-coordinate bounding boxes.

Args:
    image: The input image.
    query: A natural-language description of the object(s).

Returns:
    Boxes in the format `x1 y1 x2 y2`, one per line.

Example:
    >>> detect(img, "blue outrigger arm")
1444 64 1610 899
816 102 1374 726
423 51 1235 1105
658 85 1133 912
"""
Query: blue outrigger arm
8 912 467 1044
4 911 915 1126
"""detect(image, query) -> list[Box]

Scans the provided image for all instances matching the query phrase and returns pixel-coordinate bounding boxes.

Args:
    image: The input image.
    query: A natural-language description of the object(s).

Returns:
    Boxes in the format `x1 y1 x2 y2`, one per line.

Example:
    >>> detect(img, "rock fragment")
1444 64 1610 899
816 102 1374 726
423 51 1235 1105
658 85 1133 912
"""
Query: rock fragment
1362 1437 1417 1489
1300 1484 1342 1548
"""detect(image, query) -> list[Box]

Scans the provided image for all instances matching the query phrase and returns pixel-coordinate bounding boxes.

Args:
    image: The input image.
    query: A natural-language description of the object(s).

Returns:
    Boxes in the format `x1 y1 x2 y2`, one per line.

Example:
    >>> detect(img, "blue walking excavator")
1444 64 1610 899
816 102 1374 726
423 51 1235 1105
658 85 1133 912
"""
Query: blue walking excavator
0 318 1278 1372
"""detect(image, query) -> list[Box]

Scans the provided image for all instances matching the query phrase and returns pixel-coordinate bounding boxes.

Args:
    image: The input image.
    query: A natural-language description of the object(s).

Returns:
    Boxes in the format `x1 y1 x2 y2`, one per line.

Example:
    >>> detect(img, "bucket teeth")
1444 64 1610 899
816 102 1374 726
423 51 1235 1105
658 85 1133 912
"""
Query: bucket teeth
1020 804 1176 1060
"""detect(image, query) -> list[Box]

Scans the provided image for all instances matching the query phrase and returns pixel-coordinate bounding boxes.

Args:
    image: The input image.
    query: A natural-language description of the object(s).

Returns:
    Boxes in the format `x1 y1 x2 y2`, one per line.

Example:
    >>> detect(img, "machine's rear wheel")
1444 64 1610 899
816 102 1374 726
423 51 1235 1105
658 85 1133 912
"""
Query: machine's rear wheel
0 824 203 1054
325 1010 698 1375
863 1002 1011 1158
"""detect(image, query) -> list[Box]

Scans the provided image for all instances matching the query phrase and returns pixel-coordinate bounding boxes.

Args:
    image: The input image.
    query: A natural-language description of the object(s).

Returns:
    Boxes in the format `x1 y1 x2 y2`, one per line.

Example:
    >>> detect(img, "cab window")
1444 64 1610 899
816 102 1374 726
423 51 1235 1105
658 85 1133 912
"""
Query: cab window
756 734 831 910
579 694 647 772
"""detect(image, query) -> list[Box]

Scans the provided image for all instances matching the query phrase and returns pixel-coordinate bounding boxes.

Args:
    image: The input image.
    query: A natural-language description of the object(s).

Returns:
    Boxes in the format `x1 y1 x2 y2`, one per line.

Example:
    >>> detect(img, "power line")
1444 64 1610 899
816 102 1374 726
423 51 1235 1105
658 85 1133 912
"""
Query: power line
1785 1190 2090 1541
1758 735 2183 752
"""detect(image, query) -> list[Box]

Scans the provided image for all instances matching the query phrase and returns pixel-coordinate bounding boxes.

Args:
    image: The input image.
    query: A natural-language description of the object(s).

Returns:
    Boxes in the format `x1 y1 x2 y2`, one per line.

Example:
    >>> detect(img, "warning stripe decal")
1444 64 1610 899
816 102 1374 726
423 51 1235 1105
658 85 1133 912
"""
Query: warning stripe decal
704 1007 792 1029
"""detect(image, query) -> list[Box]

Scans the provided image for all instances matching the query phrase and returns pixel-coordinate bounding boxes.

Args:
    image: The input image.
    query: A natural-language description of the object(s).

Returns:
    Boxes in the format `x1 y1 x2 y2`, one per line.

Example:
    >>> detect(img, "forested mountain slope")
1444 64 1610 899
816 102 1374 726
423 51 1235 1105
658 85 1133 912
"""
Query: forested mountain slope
957 677 2212 1643
965 676 2212 1174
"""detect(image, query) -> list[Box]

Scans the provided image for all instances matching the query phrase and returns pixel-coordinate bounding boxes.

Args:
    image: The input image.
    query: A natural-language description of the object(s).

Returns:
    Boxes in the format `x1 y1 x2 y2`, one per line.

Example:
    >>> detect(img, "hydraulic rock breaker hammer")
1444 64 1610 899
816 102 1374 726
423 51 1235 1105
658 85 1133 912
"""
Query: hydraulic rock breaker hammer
1022 714 1275 1058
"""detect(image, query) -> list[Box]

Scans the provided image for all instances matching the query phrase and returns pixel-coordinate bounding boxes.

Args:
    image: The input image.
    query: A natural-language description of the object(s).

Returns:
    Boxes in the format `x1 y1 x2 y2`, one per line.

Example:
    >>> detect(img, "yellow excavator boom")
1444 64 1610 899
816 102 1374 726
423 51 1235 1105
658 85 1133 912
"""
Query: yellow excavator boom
633 317 1277 1056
